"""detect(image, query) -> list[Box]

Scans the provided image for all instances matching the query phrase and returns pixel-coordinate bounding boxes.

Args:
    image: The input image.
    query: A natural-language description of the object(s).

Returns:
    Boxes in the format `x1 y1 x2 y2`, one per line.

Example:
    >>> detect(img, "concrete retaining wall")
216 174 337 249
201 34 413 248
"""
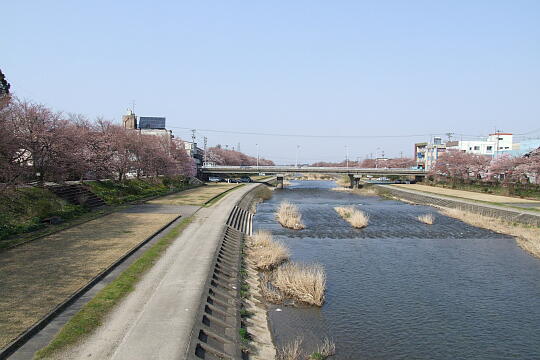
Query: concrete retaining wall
377 185 540 227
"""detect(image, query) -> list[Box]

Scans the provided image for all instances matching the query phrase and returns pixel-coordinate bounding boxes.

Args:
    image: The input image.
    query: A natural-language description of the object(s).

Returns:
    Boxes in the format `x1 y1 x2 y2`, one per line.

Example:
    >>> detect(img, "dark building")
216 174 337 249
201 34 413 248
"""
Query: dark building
139 117 166 129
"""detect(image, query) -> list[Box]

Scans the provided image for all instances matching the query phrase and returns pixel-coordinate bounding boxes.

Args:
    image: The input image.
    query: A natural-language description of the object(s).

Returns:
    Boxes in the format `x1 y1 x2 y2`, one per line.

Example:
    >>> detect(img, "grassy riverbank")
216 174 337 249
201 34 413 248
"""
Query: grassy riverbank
0 177 198 249
0 188 89 248
34 216 194 359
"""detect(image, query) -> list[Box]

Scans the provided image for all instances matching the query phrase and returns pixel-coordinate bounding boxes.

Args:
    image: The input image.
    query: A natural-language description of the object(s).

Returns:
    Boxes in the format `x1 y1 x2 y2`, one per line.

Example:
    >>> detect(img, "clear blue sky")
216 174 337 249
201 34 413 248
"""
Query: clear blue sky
4 1 540 163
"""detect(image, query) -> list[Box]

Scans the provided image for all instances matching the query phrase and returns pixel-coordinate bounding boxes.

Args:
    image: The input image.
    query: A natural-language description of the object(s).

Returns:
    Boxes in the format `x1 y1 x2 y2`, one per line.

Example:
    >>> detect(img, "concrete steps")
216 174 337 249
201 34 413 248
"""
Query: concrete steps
48 184 106 208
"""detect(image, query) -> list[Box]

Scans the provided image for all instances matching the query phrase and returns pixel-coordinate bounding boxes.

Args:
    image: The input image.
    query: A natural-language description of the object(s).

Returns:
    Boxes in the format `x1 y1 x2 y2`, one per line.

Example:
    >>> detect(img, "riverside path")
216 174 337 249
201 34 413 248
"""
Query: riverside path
50 183 258 360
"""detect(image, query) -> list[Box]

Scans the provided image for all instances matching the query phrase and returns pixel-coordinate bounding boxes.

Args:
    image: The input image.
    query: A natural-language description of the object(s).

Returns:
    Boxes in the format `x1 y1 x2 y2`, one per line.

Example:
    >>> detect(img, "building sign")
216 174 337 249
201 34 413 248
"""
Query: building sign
139 117 166 129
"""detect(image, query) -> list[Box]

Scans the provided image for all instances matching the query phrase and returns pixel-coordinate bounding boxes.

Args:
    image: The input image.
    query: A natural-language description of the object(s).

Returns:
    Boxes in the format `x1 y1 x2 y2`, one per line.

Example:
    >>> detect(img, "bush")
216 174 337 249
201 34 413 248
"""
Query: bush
0 188 88 242
88 176 191 205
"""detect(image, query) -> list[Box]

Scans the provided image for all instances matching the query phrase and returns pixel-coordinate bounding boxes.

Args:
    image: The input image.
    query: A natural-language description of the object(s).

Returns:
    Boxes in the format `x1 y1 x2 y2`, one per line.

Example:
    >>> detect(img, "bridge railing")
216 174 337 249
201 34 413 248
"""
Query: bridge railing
200 165 426 174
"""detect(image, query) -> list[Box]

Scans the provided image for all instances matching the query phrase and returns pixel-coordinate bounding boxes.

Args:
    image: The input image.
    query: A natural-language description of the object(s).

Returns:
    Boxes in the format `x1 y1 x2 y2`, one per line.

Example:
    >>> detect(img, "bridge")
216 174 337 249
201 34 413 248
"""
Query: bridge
201 165 427 188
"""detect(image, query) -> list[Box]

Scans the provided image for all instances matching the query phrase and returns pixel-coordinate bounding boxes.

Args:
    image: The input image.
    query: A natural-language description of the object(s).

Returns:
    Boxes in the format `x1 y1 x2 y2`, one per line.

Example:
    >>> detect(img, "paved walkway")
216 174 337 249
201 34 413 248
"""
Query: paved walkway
385 185 540 219
391 184 540 209
56 184 257 360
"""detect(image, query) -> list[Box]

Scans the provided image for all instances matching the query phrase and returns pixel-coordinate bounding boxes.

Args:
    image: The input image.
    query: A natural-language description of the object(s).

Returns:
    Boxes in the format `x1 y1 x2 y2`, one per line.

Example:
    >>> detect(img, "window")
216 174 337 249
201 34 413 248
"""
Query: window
474 146 480 150
499 137 503 141
469 147 472 150
487 146 492 151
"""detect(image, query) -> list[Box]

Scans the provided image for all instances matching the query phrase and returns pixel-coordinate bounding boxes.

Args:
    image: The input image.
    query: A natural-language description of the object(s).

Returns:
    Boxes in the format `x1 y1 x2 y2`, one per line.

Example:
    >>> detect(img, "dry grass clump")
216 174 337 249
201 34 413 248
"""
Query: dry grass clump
310 338 336 359
334 206 369 228
440 208 540 259
261 277 284 304
276 201 305 230
277 337 336 360
247 231 290 271
418 213 435 225
353 186 379 196
277 337 304 360
273 263 326 306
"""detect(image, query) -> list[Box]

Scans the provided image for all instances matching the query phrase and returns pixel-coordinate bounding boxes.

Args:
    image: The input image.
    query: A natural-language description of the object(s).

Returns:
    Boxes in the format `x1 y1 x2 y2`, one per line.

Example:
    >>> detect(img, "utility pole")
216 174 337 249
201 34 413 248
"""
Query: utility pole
445 132 454 142
345 145 349 170
203 136 208 163
400 151 403 158
237 142 241 152
191 129 196 144
295 145 300 168
256 144 259 169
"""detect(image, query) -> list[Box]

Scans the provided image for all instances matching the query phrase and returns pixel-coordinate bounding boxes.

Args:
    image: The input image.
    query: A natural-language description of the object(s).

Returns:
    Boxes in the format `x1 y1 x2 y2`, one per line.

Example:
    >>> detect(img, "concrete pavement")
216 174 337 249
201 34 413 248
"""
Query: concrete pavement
56 183 257 360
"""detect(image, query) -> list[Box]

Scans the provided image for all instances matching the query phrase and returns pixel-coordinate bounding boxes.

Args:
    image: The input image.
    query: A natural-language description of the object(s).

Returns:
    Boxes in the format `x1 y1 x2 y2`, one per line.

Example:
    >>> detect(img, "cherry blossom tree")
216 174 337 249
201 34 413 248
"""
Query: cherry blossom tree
431 149 490 182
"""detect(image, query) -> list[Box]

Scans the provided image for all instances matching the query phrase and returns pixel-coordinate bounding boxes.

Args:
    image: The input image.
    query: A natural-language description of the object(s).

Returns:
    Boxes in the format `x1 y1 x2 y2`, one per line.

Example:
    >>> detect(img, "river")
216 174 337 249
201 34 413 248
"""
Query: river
252 180 540 360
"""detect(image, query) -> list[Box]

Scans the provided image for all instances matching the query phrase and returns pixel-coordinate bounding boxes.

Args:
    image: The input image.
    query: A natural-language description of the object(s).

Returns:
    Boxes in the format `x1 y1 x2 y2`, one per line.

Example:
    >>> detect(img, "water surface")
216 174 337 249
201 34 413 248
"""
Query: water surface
253 180 540 359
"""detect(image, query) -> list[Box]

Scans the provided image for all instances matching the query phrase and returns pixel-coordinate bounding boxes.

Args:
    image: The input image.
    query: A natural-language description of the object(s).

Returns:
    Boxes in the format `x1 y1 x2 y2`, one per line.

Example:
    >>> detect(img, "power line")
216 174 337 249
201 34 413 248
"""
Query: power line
168 126 487 139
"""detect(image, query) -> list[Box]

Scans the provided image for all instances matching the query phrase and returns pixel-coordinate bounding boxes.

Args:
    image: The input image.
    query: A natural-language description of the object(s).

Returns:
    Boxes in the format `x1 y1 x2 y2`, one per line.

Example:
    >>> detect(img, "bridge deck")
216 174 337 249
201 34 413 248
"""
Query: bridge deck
201 166 426 176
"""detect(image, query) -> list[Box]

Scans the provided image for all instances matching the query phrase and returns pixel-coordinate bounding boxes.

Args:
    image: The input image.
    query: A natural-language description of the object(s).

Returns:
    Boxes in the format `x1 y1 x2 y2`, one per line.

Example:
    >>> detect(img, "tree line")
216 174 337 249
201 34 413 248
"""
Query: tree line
206 145 274 166
431 149 540 184
311 157 417 168
0 97 196 189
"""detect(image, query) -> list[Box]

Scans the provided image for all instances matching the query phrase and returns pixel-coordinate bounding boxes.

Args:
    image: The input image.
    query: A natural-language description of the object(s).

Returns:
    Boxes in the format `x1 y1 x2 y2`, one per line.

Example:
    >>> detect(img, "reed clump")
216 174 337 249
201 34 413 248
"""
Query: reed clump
277 337 336 360
418 213 435 225
440 208 540 259
277 337 304 360
247 231 290 271
276 201 305 230
273 262 326 306
310 338 336 359
334 206 369 228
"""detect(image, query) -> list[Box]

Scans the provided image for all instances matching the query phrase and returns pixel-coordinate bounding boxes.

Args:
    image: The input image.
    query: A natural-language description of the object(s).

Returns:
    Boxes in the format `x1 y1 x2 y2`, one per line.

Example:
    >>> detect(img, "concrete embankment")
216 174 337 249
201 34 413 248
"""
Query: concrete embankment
377 185 540 227
45 183 266 360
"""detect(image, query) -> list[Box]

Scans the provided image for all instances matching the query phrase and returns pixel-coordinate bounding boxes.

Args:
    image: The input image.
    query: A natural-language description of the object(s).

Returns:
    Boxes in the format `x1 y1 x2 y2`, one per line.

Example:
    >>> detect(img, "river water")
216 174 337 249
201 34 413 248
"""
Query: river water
252 180 540 360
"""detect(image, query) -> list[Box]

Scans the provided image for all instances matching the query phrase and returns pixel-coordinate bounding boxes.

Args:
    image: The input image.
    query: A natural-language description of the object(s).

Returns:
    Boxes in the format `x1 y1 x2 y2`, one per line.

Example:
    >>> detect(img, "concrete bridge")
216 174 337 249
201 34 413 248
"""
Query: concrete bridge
201 165 427 188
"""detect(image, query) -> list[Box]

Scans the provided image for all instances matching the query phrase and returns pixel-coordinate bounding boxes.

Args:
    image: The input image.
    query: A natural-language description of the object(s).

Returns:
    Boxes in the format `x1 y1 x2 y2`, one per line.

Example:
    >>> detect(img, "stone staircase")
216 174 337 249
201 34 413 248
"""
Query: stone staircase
48 184 106 208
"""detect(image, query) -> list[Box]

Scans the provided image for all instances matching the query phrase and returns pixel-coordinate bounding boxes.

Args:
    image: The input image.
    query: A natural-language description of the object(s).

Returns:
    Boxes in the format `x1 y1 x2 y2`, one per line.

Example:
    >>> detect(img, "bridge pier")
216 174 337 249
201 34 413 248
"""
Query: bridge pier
348 174 361 189
276 174 284 188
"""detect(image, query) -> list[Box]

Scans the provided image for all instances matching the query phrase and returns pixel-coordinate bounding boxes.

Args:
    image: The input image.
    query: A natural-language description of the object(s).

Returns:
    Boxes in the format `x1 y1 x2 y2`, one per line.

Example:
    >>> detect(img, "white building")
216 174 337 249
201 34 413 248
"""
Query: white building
446 133 513 157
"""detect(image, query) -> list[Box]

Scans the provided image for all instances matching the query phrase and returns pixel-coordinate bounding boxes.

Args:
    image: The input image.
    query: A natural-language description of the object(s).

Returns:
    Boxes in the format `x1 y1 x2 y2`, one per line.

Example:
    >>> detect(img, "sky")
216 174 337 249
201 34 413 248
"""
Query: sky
3 1 540 164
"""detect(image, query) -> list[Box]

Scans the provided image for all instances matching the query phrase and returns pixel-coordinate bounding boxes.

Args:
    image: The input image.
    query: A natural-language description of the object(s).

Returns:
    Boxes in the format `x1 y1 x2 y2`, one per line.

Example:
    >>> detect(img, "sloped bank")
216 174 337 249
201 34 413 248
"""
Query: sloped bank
186 184 275 360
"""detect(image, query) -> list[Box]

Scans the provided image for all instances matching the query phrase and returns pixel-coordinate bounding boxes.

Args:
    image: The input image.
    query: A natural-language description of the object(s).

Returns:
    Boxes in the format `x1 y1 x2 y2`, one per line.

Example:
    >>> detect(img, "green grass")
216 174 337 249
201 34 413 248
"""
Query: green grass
33 216 194 359
238 327 251 344
203 184 244 207
0 188 89 246
88 176 194 205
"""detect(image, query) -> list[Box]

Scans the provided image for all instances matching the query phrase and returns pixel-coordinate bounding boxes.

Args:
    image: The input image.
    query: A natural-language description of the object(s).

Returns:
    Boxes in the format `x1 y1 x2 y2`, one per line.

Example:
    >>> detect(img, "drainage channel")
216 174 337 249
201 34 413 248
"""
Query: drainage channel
187 204 254 360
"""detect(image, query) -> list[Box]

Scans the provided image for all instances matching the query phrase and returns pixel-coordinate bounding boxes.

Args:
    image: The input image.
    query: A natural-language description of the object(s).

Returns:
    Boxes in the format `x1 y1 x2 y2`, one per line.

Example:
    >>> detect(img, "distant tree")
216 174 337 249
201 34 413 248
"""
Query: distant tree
431 150 490 183
385 157 416 168
206 146 274 166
